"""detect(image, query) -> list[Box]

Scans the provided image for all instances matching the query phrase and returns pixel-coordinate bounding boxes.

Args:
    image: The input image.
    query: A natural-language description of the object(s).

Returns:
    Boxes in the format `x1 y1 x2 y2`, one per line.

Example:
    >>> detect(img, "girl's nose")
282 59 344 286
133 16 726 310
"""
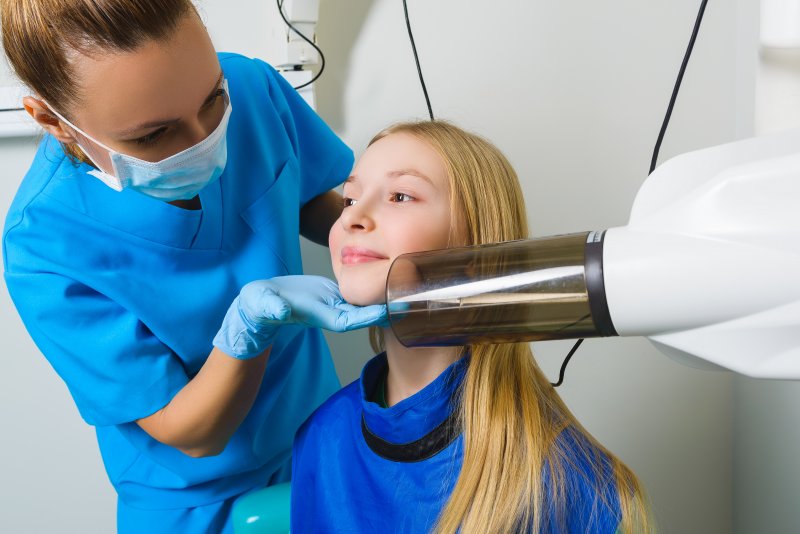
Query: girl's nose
340 199 375 232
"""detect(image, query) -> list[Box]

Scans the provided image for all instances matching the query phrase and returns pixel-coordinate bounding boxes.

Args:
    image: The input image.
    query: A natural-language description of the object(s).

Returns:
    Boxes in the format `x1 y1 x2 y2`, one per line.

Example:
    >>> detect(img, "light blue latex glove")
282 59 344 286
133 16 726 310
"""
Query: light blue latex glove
213 275 388 359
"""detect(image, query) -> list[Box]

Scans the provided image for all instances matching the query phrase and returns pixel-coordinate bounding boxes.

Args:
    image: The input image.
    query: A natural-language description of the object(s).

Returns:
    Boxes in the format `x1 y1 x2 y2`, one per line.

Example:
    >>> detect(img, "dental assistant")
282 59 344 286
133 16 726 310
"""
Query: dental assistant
0 1 383 532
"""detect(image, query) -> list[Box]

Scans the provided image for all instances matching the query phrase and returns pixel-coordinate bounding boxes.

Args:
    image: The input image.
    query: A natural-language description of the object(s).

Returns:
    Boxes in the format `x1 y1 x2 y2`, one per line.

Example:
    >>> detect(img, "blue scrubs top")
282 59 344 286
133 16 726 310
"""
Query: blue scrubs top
3 53 352 511
291 354 622 533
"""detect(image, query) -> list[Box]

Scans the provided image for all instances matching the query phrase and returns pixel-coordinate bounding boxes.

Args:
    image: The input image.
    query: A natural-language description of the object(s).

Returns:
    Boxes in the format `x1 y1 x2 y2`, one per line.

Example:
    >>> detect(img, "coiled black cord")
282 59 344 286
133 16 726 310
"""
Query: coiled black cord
277 0 326 90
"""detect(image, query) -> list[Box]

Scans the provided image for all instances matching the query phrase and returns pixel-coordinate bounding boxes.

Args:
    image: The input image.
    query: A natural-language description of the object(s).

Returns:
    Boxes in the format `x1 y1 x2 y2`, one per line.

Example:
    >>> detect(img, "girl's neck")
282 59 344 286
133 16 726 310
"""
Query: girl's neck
382 328 463 407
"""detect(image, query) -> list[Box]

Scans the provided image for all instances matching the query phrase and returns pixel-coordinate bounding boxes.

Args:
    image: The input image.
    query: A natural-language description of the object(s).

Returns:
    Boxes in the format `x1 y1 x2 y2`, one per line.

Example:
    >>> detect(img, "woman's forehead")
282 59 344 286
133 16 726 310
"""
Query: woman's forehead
66 13 218 133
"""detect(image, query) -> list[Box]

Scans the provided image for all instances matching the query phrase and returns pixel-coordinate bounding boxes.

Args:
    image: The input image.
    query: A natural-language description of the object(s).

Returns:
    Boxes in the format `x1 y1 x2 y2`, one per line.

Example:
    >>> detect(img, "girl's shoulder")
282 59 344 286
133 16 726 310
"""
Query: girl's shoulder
543 428 622 534
294 378 362 445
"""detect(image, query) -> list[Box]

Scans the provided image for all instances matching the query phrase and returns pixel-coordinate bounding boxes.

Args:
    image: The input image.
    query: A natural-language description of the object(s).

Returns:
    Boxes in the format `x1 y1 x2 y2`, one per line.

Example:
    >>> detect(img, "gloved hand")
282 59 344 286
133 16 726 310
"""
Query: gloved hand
213 275 388 359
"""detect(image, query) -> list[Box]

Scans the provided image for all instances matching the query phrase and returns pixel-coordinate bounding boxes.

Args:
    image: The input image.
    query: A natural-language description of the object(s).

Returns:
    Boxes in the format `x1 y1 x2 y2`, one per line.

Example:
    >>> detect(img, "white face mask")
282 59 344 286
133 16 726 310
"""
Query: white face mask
46 80 232 202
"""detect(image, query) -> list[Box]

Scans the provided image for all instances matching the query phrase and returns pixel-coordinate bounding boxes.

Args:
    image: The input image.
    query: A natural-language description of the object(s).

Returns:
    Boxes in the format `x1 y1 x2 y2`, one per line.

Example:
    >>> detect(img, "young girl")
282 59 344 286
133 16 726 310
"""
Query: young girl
291 121 652 533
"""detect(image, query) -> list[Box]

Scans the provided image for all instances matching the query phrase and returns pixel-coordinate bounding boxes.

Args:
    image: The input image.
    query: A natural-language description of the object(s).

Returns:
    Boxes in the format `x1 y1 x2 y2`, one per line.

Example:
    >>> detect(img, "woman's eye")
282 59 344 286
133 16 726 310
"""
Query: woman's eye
204 89 226 109
342 196 357 208
390 192 414 202
135 127 167 146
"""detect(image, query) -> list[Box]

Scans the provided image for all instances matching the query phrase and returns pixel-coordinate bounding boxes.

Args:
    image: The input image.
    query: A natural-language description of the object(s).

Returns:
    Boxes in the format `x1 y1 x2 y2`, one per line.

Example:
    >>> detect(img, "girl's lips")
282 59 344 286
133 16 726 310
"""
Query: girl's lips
341 246 388 265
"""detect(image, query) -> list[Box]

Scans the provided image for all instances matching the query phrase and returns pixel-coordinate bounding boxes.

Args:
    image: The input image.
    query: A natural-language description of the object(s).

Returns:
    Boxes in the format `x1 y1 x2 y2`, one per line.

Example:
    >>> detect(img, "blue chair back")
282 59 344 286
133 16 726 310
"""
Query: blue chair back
232 482 291 534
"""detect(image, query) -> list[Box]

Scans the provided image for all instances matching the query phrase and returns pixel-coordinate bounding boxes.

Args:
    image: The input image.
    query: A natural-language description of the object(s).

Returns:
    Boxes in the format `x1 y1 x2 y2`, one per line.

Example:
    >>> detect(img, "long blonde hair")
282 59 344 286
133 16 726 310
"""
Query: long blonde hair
369 121 652 533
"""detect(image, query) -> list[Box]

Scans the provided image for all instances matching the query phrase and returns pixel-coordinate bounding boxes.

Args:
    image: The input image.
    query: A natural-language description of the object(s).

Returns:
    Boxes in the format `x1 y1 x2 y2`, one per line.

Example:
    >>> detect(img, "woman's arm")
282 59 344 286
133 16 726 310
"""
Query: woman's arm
137 275 386 458
300 190 343 246
136 347 270 458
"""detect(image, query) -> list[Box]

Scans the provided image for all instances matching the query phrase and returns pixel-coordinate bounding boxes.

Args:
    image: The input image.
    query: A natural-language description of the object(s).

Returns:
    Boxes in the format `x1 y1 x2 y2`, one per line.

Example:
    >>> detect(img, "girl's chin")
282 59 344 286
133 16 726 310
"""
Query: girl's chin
336 267 388 307
339 286 385 307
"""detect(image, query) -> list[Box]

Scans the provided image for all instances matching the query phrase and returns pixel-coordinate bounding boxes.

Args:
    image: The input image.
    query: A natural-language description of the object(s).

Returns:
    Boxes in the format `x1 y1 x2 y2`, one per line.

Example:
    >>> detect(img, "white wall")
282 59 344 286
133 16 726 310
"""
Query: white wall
0 29 117 530
0 137 118 533
734 379 800 533
0 1 763 533
733 23 800 534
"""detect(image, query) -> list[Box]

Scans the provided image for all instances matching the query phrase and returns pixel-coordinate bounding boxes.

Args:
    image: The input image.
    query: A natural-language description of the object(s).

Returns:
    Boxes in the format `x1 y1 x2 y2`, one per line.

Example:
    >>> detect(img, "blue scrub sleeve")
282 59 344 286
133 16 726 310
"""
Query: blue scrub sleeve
259 61 354 205
5 271 189 427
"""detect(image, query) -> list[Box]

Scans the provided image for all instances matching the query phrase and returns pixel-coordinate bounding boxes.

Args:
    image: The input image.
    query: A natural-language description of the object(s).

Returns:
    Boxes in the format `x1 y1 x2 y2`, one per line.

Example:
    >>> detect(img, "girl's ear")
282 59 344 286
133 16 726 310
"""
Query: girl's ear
23 96 79 144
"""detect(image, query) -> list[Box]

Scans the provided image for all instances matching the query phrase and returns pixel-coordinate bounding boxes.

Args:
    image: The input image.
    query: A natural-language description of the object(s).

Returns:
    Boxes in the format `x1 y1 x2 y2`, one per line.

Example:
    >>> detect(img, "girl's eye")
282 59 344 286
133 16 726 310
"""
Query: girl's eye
342 196 357 208
390 192 415 203
135 127 167 146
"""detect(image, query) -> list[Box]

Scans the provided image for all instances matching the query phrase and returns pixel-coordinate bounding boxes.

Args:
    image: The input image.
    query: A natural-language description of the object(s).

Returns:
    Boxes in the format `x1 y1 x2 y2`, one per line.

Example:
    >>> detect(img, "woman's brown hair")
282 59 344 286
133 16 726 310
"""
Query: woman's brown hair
1 0 196 118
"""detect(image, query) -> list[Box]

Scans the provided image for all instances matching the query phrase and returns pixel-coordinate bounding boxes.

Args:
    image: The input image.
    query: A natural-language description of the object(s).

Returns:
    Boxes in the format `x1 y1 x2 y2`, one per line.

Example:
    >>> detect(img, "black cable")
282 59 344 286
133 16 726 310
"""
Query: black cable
402 0 434 120
550 339 584 388
552 0 709 388
277 0 326 90
650 0 709 174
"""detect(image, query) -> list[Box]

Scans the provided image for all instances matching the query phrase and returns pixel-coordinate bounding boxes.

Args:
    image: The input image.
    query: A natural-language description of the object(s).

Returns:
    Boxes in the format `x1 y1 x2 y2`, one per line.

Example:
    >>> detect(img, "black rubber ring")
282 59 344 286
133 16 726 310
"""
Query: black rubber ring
584 231 618 337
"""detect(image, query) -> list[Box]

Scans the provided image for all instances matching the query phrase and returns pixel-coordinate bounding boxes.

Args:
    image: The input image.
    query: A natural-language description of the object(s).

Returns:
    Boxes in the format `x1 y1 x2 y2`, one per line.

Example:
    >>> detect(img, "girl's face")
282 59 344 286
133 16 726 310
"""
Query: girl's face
330 132 457 306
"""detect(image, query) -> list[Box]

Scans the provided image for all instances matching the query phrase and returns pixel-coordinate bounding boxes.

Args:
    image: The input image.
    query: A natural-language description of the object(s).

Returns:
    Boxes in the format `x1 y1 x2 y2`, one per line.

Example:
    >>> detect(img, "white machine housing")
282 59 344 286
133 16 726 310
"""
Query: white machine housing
604 128 800 378
265 0 321 70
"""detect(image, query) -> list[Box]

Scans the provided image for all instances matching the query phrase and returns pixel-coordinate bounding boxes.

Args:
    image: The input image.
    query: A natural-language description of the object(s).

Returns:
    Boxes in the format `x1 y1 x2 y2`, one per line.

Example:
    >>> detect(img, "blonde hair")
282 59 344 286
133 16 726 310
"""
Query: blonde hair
369 121 652 533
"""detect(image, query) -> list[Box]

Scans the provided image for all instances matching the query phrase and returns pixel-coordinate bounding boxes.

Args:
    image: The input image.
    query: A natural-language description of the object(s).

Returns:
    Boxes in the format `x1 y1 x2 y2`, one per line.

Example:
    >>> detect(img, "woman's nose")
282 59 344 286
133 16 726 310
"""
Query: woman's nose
185 119 212 146
184 100 226 146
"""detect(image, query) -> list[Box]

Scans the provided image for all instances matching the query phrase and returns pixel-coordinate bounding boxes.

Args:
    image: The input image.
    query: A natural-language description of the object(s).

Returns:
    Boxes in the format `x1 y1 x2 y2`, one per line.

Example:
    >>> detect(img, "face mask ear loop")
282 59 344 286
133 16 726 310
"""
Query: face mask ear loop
41 101 116 175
